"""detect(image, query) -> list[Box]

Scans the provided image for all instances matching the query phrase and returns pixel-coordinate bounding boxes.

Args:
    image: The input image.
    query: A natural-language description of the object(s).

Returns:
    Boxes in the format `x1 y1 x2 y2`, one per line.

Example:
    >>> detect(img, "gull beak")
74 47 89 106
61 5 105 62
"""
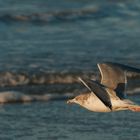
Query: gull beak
67 99 75 104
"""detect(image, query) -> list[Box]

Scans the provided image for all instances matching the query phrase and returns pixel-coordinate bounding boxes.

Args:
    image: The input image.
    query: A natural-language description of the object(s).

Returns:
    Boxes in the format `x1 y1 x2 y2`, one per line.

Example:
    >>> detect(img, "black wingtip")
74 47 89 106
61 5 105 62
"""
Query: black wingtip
108 104 112 110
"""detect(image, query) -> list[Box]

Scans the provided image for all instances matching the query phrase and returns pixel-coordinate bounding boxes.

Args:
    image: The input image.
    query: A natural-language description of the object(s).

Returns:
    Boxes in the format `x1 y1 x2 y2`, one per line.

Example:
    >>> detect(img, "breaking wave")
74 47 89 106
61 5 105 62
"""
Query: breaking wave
0 88 139 104
0 5 132 24
0 71 96 87
0 91 75 104
1 62 140 87
0 8 104 24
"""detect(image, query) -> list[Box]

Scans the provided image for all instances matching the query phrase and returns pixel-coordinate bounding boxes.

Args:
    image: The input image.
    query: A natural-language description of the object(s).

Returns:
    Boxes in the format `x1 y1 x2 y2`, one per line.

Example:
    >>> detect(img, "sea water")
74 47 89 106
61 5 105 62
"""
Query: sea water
0 0 140 139
0 95 140 140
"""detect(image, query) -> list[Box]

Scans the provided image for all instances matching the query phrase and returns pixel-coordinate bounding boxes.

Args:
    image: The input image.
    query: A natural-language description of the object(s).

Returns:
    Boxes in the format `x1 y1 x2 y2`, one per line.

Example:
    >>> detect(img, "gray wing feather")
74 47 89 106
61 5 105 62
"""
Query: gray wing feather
103 62 140 78
98 63 126 99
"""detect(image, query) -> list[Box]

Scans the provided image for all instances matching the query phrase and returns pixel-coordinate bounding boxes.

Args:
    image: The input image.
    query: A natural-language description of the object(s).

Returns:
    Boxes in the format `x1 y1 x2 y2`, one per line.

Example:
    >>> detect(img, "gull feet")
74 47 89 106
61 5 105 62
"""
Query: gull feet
129 106 140 112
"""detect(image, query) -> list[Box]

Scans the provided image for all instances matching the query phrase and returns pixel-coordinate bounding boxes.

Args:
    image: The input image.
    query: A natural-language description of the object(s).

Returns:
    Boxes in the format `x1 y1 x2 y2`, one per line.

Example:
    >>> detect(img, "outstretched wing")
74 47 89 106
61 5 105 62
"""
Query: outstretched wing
102 62 140 78
97 63 127 99
79 78 112 110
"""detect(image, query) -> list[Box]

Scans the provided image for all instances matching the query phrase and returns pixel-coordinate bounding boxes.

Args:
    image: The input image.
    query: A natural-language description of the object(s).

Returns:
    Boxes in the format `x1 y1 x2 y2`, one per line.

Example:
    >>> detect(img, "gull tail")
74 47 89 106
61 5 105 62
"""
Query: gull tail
128 105 140 112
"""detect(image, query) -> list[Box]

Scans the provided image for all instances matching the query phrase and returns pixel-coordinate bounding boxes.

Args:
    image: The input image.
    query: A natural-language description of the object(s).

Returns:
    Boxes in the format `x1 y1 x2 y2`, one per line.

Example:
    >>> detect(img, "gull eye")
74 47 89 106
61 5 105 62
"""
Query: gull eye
75 97 78 101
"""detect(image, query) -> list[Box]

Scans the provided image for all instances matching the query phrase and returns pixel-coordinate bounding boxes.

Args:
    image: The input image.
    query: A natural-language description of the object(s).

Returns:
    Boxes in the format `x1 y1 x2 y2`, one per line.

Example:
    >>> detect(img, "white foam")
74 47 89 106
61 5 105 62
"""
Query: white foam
127 88 140 95
0 91 74 104
0 91 34 103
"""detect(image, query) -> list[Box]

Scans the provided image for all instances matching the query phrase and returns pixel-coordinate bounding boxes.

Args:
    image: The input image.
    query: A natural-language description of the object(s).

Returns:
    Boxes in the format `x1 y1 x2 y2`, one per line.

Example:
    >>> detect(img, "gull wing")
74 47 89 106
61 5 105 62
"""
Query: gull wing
102 62 140 78
79 78 112 110
97 63 127 99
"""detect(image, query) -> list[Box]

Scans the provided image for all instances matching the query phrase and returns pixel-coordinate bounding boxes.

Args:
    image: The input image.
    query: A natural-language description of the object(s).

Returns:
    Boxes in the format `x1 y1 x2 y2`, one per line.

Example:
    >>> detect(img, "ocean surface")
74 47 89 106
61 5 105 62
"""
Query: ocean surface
1 96 140 140
0 0 140 139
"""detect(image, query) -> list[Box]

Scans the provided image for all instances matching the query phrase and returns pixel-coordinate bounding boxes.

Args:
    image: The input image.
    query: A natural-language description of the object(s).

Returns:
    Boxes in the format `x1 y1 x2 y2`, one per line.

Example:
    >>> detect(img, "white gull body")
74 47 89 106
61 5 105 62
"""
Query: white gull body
68 90 135 112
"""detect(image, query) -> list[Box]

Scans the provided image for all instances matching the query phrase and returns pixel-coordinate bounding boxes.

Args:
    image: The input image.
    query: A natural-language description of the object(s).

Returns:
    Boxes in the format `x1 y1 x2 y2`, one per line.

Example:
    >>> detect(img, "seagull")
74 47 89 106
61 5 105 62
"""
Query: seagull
67 62 140 112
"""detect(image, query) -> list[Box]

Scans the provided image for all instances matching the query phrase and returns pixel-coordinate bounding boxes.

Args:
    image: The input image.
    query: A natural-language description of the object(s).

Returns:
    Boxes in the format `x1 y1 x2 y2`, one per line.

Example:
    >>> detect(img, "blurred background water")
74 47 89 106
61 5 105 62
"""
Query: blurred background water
0 0 140 139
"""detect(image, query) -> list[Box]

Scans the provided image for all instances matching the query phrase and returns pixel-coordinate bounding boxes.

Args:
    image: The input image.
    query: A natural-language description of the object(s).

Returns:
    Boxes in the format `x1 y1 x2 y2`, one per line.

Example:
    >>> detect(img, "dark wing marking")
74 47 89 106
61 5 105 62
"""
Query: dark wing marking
79 77 112 110
98 63 127 99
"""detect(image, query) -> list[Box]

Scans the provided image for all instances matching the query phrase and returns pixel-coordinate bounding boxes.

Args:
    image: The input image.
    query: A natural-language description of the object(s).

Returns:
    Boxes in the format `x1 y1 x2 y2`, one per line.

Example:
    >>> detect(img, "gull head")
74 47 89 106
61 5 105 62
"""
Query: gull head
67 98 77 104
67 94 90 105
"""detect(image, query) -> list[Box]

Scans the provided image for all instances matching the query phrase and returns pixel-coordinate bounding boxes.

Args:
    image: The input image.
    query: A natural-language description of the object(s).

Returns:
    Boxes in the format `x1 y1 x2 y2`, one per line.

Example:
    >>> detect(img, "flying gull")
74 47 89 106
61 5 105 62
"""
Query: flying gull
67 62 140 112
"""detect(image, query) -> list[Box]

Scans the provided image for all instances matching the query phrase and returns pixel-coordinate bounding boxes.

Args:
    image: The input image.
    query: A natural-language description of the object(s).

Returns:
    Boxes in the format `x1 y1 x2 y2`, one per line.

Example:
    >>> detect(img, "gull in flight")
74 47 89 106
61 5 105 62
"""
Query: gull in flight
67 62 140 112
